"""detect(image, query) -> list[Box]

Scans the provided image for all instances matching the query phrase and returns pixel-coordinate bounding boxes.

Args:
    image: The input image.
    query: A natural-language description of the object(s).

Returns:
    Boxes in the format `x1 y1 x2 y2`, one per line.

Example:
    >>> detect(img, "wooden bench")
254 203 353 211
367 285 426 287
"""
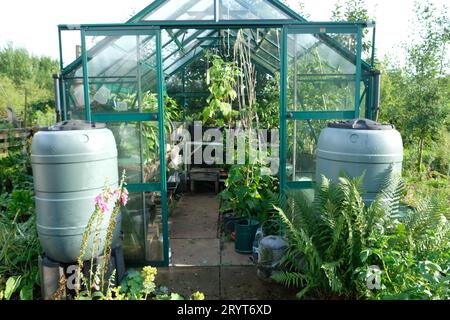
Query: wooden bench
189 167 221 194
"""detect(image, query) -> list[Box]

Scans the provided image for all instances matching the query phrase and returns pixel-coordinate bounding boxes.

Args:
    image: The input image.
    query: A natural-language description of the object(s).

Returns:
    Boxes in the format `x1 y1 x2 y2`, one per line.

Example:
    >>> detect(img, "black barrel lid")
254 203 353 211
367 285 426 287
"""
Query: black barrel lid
328 118 394 130
41 120 106 131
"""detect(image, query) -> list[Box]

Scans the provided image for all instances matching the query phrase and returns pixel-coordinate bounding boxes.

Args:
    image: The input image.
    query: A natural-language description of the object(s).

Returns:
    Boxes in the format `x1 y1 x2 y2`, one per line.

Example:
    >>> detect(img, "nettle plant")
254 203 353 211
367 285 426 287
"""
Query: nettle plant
202 53 241 127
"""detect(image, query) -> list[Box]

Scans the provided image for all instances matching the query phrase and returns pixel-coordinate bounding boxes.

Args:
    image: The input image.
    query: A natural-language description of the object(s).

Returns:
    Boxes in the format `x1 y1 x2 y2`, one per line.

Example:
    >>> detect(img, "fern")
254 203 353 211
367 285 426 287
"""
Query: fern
405 196 448 255
274 172 449 300
273 175 394 299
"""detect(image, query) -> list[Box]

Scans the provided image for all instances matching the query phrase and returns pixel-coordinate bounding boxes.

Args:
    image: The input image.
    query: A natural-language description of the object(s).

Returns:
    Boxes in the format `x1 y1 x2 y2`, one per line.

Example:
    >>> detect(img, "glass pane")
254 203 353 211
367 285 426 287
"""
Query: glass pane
219 0 290 20
145 191 164 261
286 120 329 183
145 0 214 21
287 33 357 112
163 29 213 72
63 72 85 120
121 191 164 263
122 192 146 262
85 33 158 114
107 122 161 184
60 30 81 68
359 80 367 118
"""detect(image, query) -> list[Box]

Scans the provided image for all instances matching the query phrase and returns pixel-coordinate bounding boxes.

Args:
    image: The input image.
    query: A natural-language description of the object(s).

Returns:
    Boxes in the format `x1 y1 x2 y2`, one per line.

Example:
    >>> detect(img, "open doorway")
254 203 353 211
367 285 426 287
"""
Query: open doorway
162 27 282 267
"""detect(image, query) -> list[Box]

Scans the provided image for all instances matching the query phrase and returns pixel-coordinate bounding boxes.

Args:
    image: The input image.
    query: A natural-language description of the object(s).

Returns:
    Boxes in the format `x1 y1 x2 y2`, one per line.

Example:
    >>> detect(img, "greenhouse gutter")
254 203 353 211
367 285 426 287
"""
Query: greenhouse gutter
59 21 370 30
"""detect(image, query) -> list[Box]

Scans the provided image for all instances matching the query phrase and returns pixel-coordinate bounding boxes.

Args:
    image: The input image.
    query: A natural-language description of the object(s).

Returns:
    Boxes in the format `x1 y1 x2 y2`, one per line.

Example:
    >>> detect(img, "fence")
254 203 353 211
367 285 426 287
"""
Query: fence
0 128 32 157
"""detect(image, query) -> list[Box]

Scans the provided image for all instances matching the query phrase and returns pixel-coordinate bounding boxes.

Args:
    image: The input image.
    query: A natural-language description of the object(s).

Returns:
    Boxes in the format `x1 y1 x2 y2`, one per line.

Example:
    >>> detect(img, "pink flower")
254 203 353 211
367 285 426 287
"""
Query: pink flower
120 188 129 206
95 194 110 213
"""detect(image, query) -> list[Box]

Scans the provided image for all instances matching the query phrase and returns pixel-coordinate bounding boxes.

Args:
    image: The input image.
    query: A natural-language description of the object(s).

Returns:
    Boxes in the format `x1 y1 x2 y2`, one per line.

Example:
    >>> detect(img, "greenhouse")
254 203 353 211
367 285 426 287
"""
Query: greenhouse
56 0 380 268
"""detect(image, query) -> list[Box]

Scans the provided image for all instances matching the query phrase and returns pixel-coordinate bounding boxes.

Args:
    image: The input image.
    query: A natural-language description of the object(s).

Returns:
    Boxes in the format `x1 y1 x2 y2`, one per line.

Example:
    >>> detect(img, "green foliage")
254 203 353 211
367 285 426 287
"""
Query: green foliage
273 175 386 299
0 43 59 121
72 174 204 301
331 0 372 55
76 265 204 301
110 92 182 168
30 108 56 127
0 76 23 118
379 1 449 173
0 150 33 194
0 150 40 300
274 175 449 300
257 73 280 129
117 267 204 301
202 53 240 126
74 173 128 300
358 196 450 300
219 162 279 222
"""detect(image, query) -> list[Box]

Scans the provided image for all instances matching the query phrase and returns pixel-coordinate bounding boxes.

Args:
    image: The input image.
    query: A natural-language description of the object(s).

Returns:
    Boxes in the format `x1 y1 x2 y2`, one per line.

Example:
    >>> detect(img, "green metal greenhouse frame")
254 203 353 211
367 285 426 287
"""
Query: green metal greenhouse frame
56 0 380 267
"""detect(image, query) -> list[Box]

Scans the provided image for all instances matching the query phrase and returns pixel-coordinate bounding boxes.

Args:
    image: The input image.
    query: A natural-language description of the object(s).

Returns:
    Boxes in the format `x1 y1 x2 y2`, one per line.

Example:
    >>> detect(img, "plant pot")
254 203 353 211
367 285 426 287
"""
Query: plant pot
235 219 260 254
222 212 240 234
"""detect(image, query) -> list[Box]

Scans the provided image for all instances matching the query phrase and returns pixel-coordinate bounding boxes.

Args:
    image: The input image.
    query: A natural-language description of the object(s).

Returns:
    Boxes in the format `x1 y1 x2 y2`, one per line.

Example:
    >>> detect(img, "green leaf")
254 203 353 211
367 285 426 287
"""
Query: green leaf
170 293 185 300
360 249 371 262
5 276 22 300
19 286 33 301
92 291 105 300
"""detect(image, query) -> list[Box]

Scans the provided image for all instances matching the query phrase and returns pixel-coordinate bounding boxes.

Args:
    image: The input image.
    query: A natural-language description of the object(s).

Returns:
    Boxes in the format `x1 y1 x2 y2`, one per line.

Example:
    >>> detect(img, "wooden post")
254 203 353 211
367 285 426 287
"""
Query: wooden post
24 88 28 128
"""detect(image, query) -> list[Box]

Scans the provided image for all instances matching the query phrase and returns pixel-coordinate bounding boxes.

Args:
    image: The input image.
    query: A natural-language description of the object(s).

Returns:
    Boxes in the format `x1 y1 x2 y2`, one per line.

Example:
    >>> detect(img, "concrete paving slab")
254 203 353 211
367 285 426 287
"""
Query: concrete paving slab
171 238 221 267
220 266 298 300
221 241 254 266
170 194 219 239
156 266 220 300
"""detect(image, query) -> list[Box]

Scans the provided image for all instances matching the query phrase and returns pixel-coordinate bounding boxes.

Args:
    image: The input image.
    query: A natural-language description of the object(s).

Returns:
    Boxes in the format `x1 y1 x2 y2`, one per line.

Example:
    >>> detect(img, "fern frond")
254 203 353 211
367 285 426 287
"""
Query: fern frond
321 261 344 293
271 271 308 288
379 173 405 219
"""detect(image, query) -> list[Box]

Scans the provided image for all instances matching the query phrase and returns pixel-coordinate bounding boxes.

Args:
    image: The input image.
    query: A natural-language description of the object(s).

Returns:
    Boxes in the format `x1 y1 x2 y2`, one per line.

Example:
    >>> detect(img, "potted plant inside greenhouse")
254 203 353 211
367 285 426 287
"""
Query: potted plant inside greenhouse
219 162 279 253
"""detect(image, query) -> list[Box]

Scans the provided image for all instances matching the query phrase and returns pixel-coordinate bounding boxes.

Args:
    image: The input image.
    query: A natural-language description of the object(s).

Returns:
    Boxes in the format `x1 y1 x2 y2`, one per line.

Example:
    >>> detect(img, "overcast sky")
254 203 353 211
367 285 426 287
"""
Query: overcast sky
0 0 448 63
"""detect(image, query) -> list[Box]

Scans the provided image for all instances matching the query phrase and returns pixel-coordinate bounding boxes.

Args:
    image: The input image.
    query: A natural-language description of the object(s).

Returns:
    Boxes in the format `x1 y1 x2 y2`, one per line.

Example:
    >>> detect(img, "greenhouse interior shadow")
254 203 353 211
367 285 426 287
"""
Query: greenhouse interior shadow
57 0 380 267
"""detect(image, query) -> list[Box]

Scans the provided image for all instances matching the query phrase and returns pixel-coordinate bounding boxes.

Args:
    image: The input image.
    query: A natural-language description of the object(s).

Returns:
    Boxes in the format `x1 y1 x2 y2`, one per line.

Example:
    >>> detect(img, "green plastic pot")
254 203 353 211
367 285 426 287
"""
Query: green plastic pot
235 219 260 254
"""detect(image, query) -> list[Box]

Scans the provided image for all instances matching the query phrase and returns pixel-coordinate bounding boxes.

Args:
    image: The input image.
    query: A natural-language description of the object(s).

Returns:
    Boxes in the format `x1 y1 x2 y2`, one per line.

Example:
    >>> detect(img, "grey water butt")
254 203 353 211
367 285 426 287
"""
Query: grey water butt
31 120 120 263
316 119 404 205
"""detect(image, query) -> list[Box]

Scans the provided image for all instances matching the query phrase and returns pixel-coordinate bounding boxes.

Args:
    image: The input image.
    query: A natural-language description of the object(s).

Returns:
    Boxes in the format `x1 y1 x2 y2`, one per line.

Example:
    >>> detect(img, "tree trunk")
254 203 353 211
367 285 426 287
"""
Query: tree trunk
417 137 425 174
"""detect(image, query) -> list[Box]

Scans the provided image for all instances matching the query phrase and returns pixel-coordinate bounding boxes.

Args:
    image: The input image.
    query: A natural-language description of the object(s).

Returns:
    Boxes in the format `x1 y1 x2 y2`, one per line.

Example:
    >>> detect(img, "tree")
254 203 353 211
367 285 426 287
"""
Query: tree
0 43 59 123
403 1 450 173
283 1 310 19
331 0 372 57
0 76 23 118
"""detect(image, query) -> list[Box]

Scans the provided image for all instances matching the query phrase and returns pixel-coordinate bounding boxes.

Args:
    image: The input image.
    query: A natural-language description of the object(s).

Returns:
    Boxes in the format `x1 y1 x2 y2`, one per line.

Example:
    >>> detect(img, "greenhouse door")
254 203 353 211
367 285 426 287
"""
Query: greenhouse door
280 25 363 193
80 27 169 267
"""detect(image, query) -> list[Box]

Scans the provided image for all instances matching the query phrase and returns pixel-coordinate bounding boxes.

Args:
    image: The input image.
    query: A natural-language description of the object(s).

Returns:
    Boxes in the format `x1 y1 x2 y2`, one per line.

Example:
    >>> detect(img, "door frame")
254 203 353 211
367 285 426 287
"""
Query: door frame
80 26 170 267
279 25 363 195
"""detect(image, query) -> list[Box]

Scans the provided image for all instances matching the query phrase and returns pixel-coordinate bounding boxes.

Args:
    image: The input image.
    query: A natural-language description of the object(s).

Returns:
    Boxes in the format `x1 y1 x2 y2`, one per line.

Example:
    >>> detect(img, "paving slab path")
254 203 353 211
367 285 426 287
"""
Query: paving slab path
157 193 297 300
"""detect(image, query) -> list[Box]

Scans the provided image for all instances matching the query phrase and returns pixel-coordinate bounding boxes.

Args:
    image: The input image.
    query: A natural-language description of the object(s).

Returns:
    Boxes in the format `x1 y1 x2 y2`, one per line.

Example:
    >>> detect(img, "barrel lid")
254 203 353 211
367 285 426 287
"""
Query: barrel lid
41 120 106 131
328 118 394 130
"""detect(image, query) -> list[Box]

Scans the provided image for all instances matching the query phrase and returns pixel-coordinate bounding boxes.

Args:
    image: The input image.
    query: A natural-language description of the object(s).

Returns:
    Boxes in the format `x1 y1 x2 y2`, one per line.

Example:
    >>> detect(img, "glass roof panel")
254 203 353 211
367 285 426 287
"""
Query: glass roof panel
144 0 214 21
219 0 290 20
141 0 294 21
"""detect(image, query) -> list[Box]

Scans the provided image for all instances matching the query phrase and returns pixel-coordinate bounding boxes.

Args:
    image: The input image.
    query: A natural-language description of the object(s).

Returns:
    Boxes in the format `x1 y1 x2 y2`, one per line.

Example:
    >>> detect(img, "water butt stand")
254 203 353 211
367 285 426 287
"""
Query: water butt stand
31 121 125 299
